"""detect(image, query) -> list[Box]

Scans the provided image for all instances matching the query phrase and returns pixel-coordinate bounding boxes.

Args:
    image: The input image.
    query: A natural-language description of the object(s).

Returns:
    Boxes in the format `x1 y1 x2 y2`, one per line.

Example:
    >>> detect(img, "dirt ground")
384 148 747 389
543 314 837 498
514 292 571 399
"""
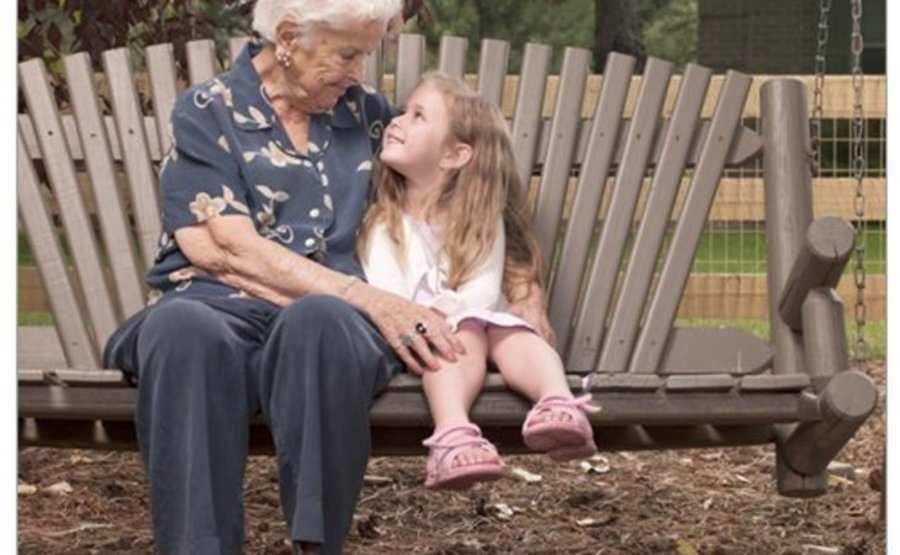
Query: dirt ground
18 365 885 554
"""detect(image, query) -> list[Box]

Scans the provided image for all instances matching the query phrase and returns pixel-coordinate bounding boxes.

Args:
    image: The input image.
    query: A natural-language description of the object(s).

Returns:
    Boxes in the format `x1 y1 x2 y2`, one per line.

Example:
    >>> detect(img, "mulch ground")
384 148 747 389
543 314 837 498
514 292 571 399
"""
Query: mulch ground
18 365 885 554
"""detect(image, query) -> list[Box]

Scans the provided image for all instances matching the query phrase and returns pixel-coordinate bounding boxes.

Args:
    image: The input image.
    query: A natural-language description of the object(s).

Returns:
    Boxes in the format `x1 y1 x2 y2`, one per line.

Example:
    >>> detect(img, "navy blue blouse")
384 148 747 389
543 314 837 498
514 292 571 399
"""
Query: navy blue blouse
145 40 394 302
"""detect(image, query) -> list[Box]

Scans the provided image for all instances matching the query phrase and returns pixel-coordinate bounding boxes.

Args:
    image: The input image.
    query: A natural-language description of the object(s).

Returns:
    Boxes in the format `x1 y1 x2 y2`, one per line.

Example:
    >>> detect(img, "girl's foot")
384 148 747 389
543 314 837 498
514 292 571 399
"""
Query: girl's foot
422 424 506 490
522 394 601 461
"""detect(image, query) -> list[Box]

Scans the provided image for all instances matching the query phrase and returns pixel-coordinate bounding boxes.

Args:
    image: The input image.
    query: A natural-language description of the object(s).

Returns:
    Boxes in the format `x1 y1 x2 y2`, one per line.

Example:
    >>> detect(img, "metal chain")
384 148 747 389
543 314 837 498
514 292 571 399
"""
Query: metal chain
849 0 867 369
811 0 832 176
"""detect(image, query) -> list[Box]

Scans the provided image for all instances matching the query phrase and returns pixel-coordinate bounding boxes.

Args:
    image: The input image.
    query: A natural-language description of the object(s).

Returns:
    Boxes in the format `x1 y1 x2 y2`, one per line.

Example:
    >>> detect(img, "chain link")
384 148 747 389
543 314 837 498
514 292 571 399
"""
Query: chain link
849 0 867 370
811 0 832 176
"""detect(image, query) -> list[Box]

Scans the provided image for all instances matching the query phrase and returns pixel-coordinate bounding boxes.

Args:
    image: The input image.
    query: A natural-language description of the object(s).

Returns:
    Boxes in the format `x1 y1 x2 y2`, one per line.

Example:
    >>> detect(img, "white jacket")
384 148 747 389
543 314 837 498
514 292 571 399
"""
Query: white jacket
361 215 507 319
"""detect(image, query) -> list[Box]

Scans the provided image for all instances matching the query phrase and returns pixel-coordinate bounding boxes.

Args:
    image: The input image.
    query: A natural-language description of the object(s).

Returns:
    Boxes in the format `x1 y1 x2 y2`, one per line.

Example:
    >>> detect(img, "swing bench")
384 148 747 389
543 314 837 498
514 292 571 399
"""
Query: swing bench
17 33 876 498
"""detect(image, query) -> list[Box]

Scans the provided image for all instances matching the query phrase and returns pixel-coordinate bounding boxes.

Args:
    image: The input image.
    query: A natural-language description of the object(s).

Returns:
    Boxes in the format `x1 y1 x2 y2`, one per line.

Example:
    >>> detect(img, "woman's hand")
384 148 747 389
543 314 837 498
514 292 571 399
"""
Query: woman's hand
346 282 466 375
506 282 556 347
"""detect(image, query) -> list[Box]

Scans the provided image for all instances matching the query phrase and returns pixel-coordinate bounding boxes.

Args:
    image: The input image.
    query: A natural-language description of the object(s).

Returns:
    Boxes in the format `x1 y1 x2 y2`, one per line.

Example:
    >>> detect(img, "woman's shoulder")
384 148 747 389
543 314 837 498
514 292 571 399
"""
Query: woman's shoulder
342 84 394 122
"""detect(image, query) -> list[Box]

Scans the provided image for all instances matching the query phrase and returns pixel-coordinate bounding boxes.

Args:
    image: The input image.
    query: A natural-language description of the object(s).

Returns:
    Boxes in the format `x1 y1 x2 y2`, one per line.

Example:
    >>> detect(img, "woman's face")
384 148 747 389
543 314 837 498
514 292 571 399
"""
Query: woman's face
286 19 384 112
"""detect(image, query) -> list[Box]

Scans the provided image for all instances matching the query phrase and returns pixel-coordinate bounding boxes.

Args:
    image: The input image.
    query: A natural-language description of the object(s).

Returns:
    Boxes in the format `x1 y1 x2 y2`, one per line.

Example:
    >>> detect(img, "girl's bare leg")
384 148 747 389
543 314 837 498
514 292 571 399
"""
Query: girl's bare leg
488 326 575 425
422 320 493 465
487 326 571 400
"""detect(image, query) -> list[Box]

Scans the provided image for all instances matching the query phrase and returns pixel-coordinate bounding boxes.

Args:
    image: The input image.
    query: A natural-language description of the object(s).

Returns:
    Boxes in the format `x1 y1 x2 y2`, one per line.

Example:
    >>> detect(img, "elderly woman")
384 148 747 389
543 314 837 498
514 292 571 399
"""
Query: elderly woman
104 0 552 553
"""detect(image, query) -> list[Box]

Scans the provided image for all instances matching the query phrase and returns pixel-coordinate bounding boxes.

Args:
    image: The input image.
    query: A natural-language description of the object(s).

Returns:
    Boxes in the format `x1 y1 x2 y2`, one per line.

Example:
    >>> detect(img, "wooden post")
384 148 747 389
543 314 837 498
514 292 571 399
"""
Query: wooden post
802 289 850 392
760 79 812 376
777 371 877 477
778 216 855 330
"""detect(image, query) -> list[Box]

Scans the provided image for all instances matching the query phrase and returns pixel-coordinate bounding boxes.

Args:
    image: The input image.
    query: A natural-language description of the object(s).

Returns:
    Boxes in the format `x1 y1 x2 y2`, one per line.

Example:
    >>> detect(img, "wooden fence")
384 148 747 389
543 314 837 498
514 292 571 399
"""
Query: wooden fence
17 73 886 320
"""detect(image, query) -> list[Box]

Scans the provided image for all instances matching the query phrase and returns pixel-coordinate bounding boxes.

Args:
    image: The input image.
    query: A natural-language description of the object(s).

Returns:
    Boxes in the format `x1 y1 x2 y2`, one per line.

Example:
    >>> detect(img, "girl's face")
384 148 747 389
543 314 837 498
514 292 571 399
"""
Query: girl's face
380 82 458 182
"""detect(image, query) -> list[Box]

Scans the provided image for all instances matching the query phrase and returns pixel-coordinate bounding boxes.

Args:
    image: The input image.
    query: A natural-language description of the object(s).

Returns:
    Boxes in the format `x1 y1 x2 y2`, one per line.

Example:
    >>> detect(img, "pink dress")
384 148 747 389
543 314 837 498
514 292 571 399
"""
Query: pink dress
361 215 535 333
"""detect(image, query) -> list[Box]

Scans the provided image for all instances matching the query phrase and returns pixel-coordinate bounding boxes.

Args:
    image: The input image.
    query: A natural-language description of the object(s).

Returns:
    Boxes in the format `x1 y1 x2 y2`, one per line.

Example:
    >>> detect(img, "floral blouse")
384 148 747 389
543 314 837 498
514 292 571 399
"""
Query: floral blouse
146 40 393 302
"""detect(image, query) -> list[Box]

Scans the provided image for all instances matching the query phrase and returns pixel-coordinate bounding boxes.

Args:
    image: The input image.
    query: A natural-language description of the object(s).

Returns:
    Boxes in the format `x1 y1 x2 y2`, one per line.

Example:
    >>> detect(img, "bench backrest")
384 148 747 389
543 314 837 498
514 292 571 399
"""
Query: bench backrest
17 34 767 375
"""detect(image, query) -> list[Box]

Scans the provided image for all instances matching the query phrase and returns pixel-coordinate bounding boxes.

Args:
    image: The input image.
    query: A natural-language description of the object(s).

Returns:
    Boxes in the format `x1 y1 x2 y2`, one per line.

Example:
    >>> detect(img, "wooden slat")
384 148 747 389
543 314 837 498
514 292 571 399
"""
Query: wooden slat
586 374 663 391
18 327 68 369
18 107 764 172
186 39 217 85
510 43 552 186
102 47 162 268
18 59 119 348
666 374 737 392
631 70 753 373
538 118 763 172
146 43 181 155
740 374 811 392
20 266 885 321
531 47 591 277
655 327 771 375
363 43 383 92
16 126 99 369
229 36 251 66
438 36 467 79
566 58 672 371
18 382 820 428
64 52 146 317
548 52 634 352
597 63 711 373
476 39 510 107
395 34 426 106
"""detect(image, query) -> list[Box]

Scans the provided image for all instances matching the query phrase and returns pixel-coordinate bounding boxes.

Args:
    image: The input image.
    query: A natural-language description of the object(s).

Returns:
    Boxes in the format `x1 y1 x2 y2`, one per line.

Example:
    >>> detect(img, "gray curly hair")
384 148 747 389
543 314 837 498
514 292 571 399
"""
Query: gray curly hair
252 0 402 43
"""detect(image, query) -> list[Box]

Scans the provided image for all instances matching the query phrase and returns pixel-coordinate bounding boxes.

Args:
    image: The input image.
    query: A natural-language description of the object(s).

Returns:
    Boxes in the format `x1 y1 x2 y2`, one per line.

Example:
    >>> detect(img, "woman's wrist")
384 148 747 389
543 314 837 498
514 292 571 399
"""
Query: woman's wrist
335 274 360 299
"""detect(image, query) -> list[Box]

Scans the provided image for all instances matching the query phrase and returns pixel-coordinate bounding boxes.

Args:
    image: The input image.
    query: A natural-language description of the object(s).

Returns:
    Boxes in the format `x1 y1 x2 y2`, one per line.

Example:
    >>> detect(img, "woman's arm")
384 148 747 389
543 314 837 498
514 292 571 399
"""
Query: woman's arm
176 216 464 374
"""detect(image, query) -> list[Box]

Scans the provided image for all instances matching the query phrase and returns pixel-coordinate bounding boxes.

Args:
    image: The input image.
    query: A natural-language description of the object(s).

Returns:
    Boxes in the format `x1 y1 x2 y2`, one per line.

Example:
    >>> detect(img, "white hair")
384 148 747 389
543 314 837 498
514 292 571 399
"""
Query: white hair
252 0 402 42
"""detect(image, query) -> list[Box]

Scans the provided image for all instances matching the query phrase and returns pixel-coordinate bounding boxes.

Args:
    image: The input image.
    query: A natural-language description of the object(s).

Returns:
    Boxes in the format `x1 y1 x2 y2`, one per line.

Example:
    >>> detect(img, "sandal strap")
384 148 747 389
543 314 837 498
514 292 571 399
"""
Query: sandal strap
531 394 601 416
422 424 500 472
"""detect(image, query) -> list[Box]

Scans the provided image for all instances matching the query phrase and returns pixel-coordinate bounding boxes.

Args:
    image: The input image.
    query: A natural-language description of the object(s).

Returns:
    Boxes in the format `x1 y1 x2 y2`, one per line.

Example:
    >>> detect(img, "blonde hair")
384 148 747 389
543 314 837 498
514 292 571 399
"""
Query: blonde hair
359 72 543 297
252 0 401 43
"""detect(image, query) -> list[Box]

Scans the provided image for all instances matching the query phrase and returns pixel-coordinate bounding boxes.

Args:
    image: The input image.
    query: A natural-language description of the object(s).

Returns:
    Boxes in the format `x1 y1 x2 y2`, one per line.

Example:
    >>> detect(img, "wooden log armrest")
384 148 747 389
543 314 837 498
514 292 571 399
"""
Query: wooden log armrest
778 216 855 330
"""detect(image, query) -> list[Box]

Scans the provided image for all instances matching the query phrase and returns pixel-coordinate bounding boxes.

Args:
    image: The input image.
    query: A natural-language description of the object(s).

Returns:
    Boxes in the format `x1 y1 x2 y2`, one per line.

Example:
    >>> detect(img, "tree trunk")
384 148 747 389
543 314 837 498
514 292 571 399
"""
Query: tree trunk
593 0 646 72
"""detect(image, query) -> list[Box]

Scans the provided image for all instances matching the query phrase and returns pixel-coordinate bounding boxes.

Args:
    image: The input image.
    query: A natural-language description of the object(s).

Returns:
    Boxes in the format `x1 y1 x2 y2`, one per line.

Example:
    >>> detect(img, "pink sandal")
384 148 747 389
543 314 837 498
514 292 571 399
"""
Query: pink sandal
522 394 601 461
422 424 506 490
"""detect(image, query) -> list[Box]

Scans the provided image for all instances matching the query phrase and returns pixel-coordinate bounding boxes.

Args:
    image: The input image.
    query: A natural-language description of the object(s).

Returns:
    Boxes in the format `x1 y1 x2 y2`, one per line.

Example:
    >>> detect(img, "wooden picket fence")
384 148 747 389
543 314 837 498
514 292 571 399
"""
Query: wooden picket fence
17 62 886 321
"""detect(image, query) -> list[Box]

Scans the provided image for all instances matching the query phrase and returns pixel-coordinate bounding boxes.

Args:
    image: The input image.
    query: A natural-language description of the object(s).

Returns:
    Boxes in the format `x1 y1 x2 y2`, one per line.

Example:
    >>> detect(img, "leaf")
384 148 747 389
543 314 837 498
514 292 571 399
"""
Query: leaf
17 484 38 496
579 455 611 474
676 539 700 555
509 467 542 483
256 184 275 199
45 481 73 495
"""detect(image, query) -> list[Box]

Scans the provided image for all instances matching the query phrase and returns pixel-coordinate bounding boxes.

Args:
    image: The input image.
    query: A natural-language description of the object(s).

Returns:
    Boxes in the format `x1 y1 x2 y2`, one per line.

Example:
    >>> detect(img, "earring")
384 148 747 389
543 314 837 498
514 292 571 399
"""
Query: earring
275 47 292 68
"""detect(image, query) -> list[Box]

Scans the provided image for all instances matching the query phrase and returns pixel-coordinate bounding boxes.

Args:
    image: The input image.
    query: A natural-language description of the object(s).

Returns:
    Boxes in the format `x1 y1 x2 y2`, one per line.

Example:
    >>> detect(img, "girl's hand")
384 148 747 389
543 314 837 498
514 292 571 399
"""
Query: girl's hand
346 283 465 375
506 284 556 347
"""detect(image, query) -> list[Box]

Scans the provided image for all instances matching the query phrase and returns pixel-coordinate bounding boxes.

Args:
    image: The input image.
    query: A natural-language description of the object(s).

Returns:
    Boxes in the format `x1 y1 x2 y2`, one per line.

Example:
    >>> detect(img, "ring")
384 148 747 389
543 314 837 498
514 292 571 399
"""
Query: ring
415 322 428 335
398 334 415 348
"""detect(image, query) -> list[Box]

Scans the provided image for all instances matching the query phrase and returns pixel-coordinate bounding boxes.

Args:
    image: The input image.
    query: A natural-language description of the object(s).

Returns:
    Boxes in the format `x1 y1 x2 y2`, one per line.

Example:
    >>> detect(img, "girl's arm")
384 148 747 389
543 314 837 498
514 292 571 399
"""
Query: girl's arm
505 279 556 346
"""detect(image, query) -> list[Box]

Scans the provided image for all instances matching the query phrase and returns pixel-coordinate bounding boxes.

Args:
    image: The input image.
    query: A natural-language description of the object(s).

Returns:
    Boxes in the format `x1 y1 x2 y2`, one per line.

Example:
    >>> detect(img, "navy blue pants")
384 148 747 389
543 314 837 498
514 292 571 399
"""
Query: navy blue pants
104 293 403 555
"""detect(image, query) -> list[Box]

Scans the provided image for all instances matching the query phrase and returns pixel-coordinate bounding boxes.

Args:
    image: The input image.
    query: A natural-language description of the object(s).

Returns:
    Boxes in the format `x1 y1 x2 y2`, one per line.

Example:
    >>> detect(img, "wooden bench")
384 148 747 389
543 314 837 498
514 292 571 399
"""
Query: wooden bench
17 34 877 498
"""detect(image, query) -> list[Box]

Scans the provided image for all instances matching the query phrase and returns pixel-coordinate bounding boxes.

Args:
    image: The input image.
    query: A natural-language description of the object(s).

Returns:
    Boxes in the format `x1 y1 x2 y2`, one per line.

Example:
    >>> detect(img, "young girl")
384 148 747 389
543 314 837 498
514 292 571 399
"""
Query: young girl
358 73 600 491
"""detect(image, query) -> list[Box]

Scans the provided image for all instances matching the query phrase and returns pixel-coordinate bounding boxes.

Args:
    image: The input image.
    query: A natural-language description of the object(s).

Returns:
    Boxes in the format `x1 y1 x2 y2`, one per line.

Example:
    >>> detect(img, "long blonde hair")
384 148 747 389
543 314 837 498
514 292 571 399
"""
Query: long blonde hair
358 72 542 296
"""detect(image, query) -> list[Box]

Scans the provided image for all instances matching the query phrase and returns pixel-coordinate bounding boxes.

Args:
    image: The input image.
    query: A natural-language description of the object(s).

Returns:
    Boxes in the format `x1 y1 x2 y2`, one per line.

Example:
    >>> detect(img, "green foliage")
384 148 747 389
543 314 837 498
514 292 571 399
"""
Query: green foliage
408 0 595 72
406 0 698 72
18 0 253 80
641 0 697 68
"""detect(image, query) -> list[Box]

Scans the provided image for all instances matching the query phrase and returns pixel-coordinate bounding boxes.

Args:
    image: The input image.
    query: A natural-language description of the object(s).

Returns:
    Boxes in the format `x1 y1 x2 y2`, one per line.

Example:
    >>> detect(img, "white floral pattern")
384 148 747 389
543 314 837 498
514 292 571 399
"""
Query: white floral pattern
243 141 302 167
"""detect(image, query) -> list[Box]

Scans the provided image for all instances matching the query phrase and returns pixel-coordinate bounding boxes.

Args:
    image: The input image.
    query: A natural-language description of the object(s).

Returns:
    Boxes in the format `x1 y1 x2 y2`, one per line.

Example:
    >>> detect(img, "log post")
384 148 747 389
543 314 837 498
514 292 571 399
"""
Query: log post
778 216 855 331
801 288 850 392
777 371 877 478
760 79 813 376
